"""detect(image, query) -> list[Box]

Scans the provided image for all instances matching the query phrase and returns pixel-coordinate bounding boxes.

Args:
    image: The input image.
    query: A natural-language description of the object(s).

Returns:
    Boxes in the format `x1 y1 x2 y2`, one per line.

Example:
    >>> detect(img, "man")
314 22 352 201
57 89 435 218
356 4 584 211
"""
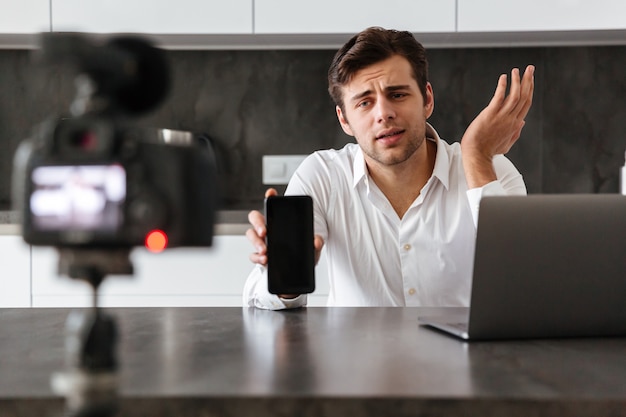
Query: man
243 27 534 309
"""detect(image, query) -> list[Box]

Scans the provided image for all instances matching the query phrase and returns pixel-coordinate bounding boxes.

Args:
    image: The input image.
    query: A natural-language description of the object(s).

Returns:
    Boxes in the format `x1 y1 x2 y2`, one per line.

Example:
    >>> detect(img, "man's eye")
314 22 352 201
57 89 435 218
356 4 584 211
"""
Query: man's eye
358 100 370 108
392 93 406 99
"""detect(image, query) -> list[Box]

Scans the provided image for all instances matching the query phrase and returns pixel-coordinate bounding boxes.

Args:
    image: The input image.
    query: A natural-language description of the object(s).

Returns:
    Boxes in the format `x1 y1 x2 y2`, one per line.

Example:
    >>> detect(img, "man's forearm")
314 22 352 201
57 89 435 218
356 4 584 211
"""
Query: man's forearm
462 149 497 189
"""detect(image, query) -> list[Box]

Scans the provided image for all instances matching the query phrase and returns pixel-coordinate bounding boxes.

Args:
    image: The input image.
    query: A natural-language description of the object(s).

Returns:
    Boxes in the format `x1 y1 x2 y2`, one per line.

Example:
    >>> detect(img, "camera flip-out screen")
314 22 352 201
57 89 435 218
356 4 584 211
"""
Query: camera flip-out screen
30 165 126 232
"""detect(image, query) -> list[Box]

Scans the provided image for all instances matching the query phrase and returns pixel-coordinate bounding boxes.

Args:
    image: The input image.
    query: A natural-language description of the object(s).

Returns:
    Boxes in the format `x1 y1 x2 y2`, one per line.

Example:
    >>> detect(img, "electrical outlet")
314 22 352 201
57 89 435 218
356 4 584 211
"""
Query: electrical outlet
262 155 308 185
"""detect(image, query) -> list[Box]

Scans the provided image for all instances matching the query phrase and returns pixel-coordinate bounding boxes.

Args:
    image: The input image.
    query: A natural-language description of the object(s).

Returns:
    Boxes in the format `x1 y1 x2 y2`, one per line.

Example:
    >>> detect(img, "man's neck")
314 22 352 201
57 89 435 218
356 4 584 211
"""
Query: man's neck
366 139 437 219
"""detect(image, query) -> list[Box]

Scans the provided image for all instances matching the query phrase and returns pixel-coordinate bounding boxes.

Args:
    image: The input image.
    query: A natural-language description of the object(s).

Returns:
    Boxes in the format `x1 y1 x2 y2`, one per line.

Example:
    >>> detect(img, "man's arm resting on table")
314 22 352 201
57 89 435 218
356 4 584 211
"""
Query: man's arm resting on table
242 264 308 310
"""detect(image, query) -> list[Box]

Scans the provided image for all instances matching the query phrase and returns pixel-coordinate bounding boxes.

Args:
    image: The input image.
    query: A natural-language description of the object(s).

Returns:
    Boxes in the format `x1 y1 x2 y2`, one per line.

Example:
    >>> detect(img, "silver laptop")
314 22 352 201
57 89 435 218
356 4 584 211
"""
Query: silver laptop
419 194 626 340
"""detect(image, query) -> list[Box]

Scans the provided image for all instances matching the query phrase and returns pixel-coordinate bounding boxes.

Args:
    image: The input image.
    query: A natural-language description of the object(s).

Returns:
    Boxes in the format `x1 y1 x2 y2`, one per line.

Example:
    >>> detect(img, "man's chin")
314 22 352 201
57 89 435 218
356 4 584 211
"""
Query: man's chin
370 151 416 167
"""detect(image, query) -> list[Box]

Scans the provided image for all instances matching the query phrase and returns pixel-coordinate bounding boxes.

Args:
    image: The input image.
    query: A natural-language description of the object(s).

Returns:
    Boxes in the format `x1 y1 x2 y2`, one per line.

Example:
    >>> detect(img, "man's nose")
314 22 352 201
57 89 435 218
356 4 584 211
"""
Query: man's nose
375 98 396 122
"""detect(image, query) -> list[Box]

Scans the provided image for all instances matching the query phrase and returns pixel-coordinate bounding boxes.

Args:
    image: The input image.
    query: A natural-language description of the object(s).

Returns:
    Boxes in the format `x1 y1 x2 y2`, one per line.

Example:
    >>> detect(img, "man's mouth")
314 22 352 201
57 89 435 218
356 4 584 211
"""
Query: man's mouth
376 129 405 140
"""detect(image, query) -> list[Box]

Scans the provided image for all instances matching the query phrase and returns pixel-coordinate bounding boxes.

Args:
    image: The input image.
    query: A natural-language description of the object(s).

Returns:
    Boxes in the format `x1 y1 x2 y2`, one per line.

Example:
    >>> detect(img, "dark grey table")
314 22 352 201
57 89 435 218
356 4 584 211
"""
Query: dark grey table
1 307 625 416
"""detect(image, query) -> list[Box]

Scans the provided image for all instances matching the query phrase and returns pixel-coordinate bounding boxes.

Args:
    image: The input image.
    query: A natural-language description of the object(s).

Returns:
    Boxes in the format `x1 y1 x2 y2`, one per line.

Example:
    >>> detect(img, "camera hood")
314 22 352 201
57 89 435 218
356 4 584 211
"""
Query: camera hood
39 32 170 116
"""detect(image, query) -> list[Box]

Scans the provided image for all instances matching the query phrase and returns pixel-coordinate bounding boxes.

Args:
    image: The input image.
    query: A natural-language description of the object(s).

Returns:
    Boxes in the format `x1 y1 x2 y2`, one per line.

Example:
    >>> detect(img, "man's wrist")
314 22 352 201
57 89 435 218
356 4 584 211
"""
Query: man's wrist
462 148 497 189
279 294 301 299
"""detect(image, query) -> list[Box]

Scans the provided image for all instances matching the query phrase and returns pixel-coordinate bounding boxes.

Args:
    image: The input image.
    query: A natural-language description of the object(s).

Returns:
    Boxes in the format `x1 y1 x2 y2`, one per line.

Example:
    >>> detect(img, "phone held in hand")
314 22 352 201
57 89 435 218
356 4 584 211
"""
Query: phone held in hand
265 195 315 295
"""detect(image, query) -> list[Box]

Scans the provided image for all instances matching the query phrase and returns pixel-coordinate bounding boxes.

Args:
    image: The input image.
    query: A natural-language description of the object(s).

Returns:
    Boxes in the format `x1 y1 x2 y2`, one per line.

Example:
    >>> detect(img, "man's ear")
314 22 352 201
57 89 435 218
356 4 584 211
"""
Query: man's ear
424 82 435 119
336 106 354 136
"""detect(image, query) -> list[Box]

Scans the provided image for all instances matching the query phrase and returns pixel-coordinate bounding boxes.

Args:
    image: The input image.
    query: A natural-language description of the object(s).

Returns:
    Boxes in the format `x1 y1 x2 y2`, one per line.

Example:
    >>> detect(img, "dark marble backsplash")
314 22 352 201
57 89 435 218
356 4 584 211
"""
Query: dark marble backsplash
1 44 625 211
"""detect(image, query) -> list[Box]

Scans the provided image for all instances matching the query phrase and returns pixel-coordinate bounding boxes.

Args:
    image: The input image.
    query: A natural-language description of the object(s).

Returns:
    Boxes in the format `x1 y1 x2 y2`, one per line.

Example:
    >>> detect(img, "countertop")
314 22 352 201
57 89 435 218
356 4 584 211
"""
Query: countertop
1 307 625 417
0 210 251 236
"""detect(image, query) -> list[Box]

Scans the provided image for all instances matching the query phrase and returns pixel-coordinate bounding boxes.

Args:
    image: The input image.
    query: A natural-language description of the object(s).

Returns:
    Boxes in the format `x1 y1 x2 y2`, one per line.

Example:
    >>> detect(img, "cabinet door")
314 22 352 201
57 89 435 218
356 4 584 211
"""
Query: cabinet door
102 236 254 306
0 236 31 307
51 0 253 34
31 246 88 306
31 235 330 307
458 0 626 32
0 0 49 33
255 0 455 34
31 237 250 307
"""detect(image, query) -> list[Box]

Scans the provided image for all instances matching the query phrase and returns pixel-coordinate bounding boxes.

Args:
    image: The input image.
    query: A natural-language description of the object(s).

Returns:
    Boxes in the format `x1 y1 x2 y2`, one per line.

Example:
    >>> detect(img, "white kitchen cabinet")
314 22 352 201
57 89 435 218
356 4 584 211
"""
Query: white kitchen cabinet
0 235 31 307
51 0 253 34
458 0 626 32
254 0 455 34
31 236 330 307
31 236 252 307
0 0 49 33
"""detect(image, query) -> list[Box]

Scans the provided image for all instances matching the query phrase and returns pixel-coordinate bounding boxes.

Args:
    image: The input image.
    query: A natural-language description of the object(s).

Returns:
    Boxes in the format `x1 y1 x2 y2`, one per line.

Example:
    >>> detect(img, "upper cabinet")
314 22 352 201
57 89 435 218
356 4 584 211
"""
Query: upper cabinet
0 0 49 33
1 0 625 48
254 0 456 34
458 0 626 32
51 0 253 34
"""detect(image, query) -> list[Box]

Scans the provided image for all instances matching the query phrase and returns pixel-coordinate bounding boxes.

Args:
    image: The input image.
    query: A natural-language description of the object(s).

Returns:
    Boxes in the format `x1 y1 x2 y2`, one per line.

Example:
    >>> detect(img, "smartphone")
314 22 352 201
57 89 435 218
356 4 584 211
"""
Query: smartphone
265 195 315 295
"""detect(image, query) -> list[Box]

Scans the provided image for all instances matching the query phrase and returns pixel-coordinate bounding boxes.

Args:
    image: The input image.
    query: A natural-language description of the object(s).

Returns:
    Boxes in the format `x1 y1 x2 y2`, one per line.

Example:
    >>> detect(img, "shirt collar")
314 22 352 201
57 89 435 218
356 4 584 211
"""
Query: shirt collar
352 122 450 190
427 123 450 190
353 146 368 188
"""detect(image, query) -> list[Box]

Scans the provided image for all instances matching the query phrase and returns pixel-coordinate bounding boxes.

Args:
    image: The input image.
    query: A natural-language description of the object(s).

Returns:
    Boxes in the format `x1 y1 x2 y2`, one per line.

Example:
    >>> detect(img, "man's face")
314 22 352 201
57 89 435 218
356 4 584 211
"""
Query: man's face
336 55 434 168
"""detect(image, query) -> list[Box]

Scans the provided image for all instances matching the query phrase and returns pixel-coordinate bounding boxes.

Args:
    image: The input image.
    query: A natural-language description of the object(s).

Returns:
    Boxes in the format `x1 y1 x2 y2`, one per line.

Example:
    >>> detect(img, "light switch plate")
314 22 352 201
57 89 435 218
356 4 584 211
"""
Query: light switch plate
262 155 308 185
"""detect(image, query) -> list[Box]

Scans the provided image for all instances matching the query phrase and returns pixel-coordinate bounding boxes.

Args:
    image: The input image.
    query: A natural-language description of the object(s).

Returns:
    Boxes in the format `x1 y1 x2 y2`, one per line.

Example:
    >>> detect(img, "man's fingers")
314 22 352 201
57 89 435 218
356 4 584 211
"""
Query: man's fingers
245 227 266 252
248 210 266 236
247 209 268 266
488 73 508 109
264 188 278 198
249 252 268 266
246 226 268 266
246 188 280 266
513 65 535 118
314 235 325 251
502 68 522 114
314 235 325 265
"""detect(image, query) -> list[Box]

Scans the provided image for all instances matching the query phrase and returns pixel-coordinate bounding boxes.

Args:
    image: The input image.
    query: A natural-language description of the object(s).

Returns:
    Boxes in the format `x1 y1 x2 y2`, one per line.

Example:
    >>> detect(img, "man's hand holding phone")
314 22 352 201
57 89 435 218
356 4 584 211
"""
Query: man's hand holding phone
246 188 324 298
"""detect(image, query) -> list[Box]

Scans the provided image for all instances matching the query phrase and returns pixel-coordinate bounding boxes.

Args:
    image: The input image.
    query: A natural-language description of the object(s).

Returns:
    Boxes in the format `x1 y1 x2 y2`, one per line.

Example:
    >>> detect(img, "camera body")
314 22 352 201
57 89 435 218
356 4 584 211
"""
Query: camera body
13 117 217 249
12 33 217 250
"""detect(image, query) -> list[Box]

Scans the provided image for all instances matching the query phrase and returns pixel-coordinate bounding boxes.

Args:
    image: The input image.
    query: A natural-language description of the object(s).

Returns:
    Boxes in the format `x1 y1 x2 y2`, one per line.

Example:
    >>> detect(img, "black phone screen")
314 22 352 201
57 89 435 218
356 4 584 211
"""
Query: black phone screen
265 195 315 295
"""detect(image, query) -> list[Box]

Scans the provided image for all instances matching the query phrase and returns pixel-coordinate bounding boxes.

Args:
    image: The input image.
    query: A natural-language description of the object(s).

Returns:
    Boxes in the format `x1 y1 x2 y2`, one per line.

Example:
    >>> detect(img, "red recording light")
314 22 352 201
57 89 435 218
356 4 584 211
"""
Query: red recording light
73 130 99 150
145 230 168 253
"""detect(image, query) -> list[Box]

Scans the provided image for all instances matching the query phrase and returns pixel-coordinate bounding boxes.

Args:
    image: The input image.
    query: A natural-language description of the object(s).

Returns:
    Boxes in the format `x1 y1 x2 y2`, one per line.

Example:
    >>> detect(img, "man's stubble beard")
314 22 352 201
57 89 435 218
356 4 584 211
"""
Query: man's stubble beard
360 130 426 167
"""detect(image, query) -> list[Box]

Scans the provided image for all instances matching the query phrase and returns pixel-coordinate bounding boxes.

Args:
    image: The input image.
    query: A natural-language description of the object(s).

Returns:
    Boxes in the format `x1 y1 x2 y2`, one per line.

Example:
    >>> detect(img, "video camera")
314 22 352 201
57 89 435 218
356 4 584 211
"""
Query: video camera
11 33 219 417
12 33 217 253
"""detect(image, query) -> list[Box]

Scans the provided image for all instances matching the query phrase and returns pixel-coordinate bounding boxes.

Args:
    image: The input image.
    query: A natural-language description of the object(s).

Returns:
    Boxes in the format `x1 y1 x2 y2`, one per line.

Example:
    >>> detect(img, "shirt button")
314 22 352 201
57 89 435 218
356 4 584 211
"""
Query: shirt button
403 244 411 251
408 288 416 295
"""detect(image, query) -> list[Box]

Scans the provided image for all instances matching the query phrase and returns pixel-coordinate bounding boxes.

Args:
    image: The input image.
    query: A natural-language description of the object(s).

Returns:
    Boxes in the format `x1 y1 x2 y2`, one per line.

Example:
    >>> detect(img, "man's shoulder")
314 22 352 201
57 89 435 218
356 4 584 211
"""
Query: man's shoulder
288 143 357 196
308 143 359 168
313 142 359 158
436 137 461 152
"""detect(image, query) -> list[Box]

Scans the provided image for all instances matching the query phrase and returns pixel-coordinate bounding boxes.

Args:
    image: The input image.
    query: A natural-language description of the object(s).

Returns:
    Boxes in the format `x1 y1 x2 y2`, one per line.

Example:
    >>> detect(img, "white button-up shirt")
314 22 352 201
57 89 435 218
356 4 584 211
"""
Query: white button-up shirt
243 124 526 309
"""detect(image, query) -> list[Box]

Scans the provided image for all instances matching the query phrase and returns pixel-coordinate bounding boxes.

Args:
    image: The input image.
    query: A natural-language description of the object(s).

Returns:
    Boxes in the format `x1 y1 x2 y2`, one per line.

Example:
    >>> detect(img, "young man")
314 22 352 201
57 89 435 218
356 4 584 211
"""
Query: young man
244 27 534 309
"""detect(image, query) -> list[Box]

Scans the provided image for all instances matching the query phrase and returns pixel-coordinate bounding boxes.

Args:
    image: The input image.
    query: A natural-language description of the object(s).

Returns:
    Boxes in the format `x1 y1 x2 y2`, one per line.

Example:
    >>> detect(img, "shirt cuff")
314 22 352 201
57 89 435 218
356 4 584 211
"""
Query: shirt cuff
466 180 506 227
260 293 307 310
279 294 307 309
243 264 308 310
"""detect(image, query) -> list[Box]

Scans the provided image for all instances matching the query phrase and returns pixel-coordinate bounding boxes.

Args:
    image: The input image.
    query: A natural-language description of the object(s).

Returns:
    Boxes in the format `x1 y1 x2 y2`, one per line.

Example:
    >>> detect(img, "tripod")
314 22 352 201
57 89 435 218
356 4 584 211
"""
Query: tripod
51 248 133 417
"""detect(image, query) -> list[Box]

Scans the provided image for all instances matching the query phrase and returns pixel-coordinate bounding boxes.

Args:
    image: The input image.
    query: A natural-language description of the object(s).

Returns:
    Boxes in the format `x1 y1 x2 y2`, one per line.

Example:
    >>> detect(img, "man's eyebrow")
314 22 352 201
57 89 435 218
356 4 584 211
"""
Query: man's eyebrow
349 90 372 103
349 85 412 102
387 85 411 93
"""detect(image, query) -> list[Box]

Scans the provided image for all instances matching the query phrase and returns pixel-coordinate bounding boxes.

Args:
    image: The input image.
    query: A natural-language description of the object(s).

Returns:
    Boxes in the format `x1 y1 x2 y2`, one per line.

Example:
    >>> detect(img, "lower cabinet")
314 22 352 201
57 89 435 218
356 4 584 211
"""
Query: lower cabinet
0 235 31 307
30 236 329 307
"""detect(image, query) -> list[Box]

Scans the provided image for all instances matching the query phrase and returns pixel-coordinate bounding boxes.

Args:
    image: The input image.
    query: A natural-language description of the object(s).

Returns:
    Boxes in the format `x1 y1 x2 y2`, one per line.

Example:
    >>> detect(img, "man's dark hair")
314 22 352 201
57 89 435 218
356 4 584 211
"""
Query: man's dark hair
328 27 429 112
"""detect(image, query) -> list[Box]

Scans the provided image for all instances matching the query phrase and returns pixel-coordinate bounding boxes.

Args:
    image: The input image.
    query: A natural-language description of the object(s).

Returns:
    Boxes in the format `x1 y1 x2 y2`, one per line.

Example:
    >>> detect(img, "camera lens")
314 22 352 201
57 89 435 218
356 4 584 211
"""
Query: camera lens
71 130 99 151
54 117 114 157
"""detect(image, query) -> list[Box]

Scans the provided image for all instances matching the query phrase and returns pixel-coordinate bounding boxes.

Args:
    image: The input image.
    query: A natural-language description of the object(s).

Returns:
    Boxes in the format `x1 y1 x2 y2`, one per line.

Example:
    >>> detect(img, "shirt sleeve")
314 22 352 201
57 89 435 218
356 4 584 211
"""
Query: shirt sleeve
466 154 527 227
242 152 328 310
242 264 308 310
